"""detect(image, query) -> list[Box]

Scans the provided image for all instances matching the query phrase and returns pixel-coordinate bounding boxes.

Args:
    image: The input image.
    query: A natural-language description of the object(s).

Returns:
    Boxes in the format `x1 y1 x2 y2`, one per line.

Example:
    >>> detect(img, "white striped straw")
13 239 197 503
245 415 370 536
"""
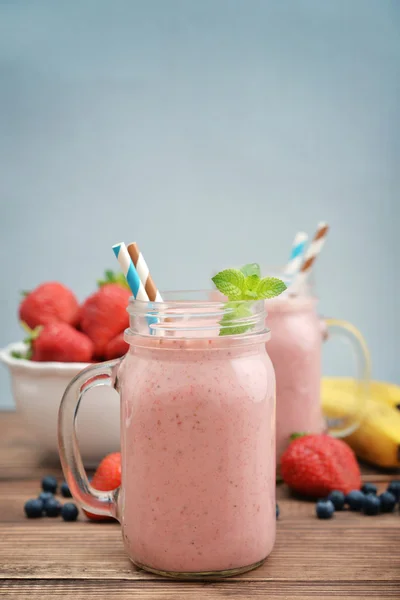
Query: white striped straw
284 232 309 277
127 242 163 302
292 222 330 292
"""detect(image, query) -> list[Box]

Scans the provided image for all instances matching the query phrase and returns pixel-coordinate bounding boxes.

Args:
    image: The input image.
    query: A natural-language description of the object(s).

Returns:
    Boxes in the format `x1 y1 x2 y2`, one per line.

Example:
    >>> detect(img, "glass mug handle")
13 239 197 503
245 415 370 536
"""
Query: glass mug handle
322 318 371 438
58 358 123 519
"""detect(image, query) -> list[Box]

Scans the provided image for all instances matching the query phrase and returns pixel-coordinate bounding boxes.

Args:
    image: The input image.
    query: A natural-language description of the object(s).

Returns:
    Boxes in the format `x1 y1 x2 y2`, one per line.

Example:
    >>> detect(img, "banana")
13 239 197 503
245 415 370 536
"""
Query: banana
322 377 400 468
368 380 400 410
323 377 400 410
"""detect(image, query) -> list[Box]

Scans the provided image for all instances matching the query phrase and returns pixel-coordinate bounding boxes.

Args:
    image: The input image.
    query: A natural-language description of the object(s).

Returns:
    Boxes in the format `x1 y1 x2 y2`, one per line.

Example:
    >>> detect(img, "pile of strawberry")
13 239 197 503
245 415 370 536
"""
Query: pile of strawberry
16 272 131 363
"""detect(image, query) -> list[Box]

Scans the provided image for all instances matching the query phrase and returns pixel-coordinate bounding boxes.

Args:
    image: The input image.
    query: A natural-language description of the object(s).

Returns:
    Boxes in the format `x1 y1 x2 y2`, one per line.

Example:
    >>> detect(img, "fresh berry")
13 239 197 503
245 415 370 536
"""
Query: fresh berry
41 475 58 494
379 491 396 513
24 499 44 518
387 480 400 501
361 483 377 495
280 434 361 498
19 282 80 329
60 481 72 498
316 499 334 519
362 494 381 515
276 504 280 519
38 491 54 505
83 452 121 521
327 490 345 511
79 284 130 356
32 323 94 363
104 333 129 360
61 503 79 521
345 490 365 511
44 498 62 517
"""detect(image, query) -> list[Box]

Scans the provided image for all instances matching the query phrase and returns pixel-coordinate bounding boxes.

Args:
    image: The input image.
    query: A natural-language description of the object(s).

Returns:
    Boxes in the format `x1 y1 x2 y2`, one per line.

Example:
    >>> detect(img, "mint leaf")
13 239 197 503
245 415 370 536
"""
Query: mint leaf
257 277 287 299
212 269 246 300
241 263 261 277
245 274 259 291
219 302 252 336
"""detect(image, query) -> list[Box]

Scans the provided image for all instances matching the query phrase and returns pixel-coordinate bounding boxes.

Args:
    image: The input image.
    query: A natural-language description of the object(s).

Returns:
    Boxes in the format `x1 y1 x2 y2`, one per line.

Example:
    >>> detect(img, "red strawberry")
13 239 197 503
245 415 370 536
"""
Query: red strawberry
84 452 121 521
280 434 361 497
79 284 130 356
19 282 80 329
31 323 94 363
104 333 129 360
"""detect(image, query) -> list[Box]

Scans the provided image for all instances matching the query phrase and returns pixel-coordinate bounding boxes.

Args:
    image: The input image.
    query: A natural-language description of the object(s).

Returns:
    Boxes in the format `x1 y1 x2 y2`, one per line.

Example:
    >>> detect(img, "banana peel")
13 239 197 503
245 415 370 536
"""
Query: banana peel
322 377 400 469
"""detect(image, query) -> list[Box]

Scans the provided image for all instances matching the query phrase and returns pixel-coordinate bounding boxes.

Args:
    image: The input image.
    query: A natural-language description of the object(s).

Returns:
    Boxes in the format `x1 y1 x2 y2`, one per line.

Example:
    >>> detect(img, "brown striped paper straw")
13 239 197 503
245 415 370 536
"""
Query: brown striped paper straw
127 242 163 303
292 222 329 292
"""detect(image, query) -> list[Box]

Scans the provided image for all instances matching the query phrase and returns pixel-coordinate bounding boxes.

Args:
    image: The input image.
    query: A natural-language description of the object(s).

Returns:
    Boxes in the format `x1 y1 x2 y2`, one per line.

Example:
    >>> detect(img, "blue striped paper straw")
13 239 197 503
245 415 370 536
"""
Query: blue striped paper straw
112 242 156 327
284 232 309 277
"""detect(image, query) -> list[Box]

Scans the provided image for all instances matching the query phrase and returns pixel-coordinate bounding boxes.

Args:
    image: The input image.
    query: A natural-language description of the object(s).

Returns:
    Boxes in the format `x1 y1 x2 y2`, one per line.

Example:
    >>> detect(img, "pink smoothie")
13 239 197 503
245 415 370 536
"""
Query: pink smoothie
119 337 276 575
266 295 326 463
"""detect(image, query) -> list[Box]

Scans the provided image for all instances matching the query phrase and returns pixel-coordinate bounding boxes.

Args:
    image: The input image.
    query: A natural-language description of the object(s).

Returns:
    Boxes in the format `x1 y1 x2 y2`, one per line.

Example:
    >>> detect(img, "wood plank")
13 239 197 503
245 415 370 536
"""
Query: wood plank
0 522 398 582
1 579 399 599
0 411 63 481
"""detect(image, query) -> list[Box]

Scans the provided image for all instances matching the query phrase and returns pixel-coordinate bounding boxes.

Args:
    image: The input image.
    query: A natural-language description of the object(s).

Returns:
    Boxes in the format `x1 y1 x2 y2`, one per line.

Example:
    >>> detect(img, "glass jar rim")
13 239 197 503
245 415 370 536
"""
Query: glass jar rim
126 289 270 342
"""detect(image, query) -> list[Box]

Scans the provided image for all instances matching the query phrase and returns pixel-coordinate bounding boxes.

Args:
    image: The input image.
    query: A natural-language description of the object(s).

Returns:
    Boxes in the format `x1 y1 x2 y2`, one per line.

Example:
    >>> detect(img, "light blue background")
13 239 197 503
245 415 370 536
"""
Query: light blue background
0 0 399 408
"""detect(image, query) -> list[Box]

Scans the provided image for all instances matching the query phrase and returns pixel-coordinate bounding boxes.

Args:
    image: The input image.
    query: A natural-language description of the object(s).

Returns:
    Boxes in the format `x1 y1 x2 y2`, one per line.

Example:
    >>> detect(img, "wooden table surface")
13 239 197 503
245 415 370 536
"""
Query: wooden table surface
0 411 399 599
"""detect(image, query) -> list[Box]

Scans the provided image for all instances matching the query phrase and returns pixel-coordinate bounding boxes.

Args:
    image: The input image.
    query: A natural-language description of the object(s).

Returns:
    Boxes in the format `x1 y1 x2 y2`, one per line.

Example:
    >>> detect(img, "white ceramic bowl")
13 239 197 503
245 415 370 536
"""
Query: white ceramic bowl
0 342 120 467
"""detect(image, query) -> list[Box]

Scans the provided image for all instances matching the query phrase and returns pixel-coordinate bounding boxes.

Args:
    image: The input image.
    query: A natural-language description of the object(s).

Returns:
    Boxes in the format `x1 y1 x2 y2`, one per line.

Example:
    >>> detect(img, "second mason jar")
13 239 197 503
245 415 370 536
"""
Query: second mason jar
265 272 370 463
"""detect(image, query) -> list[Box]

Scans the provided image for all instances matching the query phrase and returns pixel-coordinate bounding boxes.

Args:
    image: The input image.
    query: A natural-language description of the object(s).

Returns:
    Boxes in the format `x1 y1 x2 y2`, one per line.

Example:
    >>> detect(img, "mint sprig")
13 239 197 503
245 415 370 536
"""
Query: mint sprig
212 264 286 336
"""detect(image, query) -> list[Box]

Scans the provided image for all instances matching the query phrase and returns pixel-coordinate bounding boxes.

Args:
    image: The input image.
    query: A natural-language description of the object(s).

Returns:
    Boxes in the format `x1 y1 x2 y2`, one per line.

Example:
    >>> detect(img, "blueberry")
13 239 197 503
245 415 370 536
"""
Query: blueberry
379 491 396 513
44 498 62 517
361 483 377 495
41 475 57 494
24 498 44 518
38 491 54 506
276 504 280 519
60 481 72 498
316 499 334 519
345 490 365 511
387 481 400 502
328 490 345 511
61 503 79 522
362 494 380 515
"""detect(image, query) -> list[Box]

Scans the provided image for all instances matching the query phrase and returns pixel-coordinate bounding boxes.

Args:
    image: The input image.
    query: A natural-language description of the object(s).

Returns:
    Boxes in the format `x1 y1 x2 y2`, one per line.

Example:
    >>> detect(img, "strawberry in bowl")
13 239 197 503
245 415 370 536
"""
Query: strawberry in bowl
0 274 130 466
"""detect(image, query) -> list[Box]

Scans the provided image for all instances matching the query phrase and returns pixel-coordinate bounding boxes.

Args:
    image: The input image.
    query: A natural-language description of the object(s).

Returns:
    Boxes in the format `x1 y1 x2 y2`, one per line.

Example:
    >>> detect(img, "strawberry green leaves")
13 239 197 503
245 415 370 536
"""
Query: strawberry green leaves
97 270 130 290
212 265 286 336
